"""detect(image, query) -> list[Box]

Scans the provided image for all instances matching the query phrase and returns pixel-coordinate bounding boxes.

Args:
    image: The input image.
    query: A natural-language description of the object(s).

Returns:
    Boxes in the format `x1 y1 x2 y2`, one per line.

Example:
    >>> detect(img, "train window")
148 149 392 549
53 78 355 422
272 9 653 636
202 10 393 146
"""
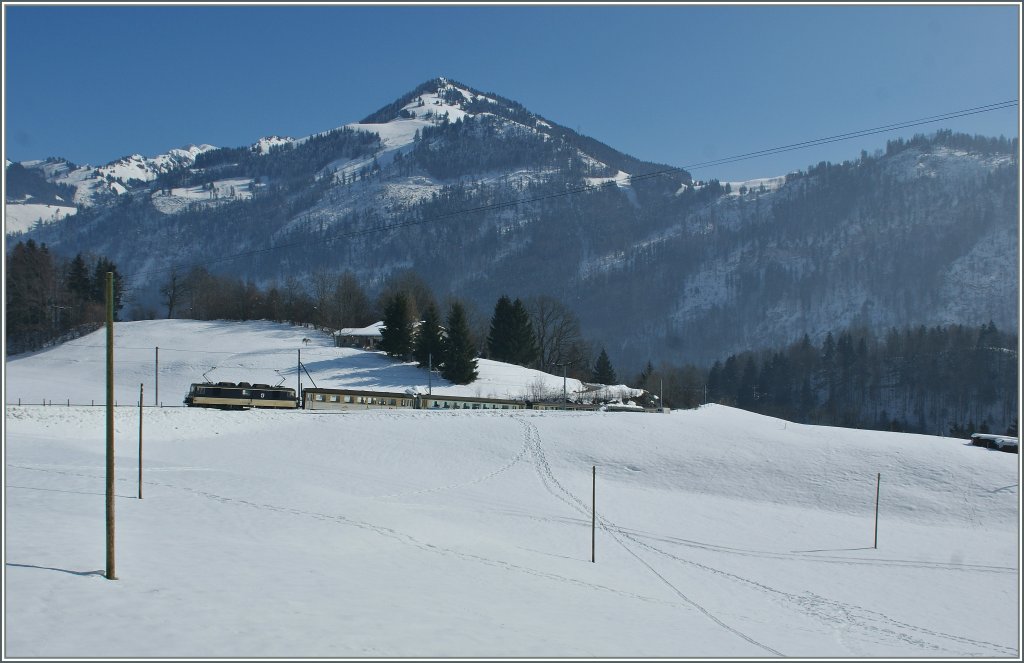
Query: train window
329 395 339 402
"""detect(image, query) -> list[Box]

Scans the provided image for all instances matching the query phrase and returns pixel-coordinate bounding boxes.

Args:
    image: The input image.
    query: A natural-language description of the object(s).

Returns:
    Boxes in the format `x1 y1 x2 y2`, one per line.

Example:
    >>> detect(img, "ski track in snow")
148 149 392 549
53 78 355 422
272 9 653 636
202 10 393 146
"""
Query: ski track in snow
512 416 784 657
5 460 691 613
5 410 1016 658
511 417 1017 658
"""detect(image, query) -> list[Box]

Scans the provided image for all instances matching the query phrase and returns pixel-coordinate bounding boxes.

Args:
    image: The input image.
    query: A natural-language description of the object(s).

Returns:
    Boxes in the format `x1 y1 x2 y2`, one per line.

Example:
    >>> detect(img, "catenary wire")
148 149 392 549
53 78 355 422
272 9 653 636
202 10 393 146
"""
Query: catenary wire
121 99 1018 281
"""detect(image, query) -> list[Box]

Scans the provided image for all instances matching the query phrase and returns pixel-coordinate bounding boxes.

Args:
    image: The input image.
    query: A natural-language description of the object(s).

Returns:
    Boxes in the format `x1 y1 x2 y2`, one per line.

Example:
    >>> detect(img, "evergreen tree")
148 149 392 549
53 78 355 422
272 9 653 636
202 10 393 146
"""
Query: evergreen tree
591 348 617 385
441 301 478 384
379 292 413 358
66 253 91 303
413 301 444 368
91 256 125 317
486 295 514 360
737 356 758 409
507 298 539 366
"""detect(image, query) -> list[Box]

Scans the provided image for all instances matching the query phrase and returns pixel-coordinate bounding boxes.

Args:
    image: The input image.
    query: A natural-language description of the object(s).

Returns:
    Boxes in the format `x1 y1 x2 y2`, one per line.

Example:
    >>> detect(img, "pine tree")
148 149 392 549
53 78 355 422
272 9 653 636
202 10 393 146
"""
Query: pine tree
507 298 539 366
67 253 91 302
379 292 413 358
591 348 617 385
413 301 444 368
486 295 514 361
441 301 478 384
91 257 125 318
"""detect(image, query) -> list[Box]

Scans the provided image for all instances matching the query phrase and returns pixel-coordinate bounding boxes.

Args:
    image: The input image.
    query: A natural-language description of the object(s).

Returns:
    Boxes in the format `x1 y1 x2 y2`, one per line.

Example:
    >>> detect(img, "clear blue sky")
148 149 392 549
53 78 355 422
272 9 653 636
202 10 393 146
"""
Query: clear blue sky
4 4 1020 181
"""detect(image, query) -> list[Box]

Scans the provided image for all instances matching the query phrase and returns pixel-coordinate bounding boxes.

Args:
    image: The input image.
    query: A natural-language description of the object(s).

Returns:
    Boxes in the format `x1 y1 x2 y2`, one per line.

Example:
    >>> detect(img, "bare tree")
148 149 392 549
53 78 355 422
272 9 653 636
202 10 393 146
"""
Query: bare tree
526 294 584 369
377 269 436 323
158 267 190 319
333 271 372 328
310 267 337 329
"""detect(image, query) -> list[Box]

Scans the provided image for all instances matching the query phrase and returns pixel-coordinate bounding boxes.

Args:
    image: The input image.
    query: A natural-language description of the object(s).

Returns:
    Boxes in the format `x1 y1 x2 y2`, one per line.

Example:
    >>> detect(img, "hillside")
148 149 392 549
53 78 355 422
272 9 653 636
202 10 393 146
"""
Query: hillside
3 319 637 406
3 320 1020 657
6 79 1019 370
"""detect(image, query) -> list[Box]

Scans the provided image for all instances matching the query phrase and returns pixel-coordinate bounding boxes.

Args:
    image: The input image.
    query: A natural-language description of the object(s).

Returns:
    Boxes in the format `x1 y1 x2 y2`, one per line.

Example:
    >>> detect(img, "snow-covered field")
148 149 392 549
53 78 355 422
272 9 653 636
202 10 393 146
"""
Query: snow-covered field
3 321 1020 657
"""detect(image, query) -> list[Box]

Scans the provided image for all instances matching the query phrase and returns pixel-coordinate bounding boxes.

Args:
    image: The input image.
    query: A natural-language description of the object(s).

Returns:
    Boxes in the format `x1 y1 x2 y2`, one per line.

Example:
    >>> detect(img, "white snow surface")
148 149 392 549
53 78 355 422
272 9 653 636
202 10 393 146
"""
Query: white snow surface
3 320 1020 658
150 178 255 215
3 202 77 235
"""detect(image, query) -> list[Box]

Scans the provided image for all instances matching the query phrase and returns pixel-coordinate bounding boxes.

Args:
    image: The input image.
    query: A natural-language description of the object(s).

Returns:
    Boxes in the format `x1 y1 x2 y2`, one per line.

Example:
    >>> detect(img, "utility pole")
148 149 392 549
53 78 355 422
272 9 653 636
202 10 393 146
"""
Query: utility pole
874 472 881 549
105 272 116 580
551 361 571 408
591 465 596 563
428 353 432 395
154 347 159 406
297 349 301 406
138 383 143 500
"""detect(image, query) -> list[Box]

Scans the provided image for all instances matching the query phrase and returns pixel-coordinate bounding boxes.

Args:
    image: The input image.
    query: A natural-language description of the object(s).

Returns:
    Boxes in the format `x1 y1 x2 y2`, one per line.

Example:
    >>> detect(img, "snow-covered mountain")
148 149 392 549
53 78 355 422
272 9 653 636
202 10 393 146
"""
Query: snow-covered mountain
6 78 1019 369
3 319 1019 657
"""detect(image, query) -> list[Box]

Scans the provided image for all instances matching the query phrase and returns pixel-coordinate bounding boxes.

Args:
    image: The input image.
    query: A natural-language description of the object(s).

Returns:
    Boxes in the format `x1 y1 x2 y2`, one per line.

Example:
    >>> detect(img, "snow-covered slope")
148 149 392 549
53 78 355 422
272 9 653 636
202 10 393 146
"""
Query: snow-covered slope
3 320 1019 657
4 202 77 235
12 145 218 209
2 319 630 405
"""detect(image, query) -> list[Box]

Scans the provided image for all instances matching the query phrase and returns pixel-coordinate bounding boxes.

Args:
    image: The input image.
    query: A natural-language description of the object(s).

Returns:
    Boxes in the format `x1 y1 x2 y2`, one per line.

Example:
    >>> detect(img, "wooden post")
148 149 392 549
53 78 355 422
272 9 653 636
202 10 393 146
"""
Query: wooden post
591 465 596 563
138 383 143 500
105 272 116 580
874 472 881 549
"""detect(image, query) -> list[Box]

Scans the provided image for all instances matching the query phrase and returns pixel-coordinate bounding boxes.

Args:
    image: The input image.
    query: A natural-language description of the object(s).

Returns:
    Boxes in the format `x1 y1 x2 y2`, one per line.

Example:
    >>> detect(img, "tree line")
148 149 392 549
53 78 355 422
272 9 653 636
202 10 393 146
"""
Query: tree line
374 281 621 388
152 264 620 389
5 240 126 353
632 323 1018 438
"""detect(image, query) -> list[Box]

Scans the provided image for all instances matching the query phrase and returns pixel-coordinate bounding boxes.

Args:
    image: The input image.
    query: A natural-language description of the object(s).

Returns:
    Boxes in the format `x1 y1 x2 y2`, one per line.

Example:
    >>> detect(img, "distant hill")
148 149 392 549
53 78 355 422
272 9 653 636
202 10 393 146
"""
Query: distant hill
7 78 1019 371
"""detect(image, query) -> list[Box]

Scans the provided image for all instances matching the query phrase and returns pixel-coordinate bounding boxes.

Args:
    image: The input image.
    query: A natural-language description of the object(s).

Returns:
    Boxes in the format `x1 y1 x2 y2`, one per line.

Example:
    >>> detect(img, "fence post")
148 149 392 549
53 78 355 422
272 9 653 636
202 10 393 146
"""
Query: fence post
874 472 881 549
138 383 143 500
591 465 596 563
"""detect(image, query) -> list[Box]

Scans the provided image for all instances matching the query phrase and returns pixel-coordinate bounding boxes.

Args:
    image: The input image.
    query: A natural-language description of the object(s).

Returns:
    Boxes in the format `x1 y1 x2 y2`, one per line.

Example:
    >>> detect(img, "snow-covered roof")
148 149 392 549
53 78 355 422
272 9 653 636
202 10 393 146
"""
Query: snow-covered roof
970 433 1018 448
334 321 385 337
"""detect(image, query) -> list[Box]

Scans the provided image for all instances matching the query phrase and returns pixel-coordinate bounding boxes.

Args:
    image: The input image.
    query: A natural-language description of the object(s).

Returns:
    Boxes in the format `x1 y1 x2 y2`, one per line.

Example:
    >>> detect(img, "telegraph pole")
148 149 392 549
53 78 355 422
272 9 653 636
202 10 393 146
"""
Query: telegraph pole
138 383 143 500
874 472 881 549
591 465 596 563
154 346 159 406
105 272 116 580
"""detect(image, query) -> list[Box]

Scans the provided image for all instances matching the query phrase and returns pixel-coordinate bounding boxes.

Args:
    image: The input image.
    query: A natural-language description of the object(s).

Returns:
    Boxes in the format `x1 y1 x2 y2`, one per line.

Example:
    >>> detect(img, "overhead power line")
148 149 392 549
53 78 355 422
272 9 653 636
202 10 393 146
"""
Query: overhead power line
125 98 1018 280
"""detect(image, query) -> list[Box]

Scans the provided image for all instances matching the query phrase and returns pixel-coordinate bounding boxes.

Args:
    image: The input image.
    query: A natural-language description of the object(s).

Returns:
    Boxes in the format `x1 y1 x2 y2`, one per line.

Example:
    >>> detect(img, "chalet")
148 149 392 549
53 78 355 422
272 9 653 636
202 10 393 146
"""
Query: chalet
334 322 384 350
969 433 1018 454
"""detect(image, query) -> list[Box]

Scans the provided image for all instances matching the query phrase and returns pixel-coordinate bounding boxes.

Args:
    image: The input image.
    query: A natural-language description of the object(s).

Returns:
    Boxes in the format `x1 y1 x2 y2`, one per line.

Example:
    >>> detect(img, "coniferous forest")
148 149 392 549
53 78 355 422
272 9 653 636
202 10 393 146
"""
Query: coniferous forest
635 323 1018 438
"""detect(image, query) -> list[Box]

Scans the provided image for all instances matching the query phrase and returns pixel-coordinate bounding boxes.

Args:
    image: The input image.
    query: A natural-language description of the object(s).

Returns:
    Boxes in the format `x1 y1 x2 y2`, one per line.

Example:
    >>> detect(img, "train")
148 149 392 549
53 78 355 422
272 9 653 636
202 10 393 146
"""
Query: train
184 382 298 410
185 383 666 413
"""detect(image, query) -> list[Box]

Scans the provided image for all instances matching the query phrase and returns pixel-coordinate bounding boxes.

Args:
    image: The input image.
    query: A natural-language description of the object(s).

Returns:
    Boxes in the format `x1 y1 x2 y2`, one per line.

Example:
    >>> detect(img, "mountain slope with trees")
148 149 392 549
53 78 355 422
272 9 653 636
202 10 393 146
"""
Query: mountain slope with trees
8 80 1018 378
